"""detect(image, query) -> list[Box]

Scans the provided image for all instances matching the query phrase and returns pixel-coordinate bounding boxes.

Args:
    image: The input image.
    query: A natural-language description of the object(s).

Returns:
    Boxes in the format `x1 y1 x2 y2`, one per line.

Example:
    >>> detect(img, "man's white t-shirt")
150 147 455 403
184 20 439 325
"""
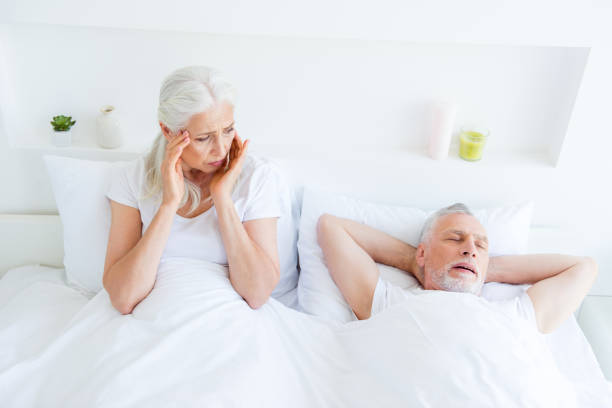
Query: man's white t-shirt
105 154 282 266
371 277 538 319
366 277 579 406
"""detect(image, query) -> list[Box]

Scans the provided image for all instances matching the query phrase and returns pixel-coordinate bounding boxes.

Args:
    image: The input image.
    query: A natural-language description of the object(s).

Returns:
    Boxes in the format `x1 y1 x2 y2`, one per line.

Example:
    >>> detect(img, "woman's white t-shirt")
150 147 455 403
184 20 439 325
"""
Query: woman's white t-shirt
105 154 282 266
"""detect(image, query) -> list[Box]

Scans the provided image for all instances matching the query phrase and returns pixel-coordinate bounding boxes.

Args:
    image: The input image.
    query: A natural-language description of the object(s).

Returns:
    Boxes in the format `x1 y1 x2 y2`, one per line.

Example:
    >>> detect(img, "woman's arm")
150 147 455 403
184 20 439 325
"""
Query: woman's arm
215 197 280 309
209 134 280 309
103 202 177 314
104 129 191 314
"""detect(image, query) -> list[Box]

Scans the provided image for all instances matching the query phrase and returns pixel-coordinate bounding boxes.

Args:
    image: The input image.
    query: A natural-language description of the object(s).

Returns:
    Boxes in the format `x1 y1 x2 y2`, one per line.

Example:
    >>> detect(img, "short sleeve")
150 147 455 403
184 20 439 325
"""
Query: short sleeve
241 161 283 222
105 159 141 209
371 277 410 317
492 286 538 327
515 290 537 323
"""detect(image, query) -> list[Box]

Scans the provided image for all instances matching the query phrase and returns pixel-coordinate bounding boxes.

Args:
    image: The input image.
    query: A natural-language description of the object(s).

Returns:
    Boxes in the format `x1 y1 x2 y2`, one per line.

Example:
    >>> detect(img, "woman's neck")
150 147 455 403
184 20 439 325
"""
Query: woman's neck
185 168 213 191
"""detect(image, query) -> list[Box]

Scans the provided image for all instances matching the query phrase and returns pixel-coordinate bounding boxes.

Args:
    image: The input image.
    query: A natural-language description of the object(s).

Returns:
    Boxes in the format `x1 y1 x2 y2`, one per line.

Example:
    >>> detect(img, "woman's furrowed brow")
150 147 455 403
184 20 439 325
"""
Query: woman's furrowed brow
197 122 235 136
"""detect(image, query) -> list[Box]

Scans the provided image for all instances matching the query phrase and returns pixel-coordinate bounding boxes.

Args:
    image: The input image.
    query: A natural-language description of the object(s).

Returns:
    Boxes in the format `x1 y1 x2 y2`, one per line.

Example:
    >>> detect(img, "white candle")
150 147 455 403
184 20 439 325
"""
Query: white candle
428 101 457 160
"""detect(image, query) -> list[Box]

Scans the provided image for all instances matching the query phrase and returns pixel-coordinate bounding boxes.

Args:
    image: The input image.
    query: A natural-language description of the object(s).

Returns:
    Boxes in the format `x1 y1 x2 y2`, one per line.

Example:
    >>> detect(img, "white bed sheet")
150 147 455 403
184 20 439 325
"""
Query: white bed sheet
1 262 611 407
0 265 91 373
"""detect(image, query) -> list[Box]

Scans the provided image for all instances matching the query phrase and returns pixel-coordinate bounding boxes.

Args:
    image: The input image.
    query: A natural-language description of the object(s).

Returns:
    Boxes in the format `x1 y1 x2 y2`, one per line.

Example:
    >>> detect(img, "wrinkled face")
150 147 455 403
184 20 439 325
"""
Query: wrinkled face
416 213 489 295
160 101 236 182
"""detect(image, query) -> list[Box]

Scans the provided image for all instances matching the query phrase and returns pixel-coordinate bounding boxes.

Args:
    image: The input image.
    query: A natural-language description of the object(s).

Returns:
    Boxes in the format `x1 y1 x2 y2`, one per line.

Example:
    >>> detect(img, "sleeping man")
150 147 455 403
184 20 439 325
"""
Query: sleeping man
317 203 599 405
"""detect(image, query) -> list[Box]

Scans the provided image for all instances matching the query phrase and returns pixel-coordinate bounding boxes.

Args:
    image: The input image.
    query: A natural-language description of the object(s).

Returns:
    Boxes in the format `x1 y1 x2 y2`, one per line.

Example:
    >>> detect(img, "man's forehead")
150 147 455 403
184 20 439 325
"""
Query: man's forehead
434 213 488 240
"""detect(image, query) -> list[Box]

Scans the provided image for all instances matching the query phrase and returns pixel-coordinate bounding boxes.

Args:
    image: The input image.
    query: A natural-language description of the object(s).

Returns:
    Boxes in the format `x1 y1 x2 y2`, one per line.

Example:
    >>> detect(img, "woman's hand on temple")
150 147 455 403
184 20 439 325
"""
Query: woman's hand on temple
161 130 190 209
210 132 249 202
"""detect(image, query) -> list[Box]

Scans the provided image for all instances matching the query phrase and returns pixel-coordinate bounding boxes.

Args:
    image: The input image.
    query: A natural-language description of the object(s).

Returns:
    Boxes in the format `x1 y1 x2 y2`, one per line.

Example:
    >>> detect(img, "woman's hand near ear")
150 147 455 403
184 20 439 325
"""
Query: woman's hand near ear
161 130 190 209
209 132 249 202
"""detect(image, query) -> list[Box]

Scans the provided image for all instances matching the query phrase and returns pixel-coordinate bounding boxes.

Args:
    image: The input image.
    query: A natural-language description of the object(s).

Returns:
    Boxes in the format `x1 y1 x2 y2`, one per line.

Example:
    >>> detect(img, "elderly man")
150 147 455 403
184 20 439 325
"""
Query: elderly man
317 203 598 333
317 203 601 406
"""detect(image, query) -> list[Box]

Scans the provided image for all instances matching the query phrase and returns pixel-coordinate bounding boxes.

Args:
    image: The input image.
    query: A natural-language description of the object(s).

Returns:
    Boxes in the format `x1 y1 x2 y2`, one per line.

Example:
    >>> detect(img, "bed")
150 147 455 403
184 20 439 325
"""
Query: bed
1 157 612 406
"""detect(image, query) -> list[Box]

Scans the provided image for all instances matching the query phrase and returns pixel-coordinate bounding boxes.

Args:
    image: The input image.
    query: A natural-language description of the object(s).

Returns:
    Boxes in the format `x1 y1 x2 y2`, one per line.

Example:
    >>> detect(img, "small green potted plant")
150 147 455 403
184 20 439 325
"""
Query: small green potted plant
50 115 76 147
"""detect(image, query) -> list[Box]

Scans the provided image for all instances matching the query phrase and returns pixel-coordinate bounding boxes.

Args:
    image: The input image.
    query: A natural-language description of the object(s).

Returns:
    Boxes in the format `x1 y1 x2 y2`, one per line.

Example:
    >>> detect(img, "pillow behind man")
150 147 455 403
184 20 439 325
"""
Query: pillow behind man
297 187 533 322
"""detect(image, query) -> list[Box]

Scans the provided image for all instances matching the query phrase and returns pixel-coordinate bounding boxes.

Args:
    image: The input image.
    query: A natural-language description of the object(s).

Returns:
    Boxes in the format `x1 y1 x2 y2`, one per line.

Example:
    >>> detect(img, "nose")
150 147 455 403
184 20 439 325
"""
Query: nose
460 237 478 258
211 134 226 157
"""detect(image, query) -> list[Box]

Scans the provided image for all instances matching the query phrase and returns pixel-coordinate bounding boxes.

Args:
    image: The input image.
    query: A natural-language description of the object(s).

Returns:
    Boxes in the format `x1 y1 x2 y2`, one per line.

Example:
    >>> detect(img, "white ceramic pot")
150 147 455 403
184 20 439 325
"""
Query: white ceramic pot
428 100 457 160
51 129 72 147
96 105 123 149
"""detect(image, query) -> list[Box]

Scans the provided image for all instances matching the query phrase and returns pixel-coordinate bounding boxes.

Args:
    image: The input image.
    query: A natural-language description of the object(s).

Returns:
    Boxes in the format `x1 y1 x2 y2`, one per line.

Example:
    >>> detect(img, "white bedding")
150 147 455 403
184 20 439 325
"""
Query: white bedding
1 261 611 407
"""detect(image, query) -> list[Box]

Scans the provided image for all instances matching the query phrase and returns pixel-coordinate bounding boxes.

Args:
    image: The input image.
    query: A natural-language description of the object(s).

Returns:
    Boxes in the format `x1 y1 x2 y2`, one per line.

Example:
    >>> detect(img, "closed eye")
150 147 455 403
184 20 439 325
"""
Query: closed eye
196 126 234 142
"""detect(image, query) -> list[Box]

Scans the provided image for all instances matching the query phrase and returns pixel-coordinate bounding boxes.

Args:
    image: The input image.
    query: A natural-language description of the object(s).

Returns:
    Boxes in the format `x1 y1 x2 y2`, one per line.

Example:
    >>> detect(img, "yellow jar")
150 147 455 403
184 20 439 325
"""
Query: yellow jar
459 128 489 161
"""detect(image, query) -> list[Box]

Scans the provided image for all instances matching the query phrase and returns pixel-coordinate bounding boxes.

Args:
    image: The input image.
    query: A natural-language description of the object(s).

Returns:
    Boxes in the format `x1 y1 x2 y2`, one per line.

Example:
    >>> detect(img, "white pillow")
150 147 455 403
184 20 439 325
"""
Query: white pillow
43 155 124 294
296 187 534 322
43 155 299 301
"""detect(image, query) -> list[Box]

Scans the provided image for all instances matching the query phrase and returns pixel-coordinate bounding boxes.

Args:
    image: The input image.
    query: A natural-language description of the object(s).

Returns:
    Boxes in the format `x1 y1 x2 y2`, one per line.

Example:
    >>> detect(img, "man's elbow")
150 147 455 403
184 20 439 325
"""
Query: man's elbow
581 256 599 280
537 320 556 335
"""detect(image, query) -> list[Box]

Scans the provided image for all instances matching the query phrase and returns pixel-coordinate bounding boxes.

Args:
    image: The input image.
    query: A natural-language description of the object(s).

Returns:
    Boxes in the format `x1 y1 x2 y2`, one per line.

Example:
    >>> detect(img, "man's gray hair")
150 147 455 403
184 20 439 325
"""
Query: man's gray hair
419 203 474 244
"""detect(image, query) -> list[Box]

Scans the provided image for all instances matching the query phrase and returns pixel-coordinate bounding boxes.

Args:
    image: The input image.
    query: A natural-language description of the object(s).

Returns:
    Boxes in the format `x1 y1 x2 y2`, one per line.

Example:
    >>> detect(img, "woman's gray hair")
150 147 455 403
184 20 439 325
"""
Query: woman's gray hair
141 66 237 215
419 203 473 244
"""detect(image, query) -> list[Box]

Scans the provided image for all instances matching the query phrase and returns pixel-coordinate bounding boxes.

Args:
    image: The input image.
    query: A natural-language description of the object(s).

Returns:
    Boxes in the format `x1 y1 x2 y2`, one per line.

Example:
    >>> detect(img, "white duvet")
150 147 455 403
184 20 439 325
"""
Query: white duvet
0 258 610 407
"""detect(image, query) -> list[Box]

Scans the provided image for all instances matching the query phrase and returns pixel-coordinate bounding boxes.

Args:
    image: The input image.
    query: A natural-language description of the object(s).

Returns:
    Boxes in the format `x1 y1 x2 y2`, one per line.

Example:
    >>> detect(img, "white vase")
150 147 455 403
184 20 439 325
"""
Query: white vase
51 129 72 147
96 105 123 149
428 100 457 160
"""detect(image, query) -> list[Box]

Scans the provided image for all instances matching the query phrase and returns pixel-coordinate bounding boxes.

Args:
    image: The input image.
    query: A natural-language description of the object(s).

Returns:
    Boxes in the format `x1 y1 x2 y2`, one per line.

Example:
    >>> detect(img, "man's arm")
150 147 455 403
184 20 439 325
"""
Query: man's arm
488 255 598 333
317 214 416 320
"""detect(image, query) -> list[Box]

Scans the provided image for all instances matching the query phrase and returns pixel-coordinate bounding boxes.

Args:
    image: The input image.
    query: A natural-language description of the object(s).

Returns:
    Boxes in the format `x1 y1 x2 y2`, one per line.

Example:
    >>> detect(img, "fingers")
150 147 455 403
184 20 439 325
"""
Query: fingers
175 157 183 175
229 136 239 163
237 139 249 162
163 135 189 178
167 130 190 152
228 138 249 170
168 131 190 161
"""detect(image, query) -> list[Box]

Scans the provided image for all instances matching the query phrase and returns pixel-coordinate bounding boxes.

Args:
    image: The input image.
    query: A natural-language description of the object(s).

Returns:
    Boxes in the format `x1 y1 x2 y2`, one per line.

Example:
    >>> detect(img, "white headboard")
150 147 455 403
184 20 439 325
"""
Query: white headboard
0 214 63 278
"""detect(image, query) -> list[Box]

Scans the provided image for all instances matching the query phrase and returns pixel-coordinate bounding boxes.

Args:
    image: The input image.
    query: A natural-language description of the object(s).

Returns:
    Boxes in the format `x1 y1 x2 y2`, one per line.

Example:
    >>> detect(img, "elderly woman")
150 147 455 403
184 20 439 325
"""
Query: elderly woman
103 66 282 314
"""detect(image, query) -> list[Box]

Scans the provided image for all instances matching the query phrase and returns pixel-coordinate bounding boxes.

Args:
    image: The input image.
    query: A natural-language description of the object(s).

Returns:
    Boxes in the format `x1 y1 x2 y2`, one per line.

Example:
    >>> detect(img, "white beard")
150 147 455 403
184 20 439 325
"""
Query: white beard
430 261 484 295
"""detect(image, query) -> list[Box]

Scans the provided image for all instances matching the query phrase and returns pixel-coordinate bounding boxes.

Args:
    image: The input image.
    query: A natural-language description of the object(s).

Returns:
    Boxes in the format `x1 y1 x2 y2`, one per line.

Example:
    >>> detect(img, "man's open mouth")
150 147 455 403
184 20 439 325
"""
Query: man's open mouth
452 263 477 275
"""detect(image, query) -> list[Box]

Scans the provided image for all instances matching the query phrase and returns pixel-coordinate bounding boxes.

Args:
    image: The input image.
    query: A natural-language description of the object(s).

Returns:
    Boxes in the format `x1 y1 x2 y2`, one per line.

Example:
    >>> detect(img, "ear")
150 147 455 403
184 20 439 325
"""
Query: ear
415 243 426 267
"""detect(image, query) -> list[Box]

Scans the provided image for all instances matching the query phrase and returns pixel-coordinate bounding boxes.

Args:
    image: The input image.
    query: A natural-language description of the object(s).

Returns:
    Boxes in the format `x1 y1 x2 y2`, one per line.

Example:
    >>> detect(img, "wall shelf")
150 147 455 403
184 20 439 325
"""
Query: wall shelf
0 22 590 171
11 139 147 160
11 138 554 170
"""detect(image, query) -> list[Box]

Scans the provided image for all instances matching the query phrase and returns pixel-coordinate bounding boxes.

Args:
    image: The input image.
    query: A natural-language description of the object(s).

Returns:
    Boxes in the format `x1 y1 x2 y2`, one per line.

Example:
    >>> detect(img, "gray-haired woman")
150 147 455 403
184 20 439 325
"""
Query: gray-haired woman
103 66 282 314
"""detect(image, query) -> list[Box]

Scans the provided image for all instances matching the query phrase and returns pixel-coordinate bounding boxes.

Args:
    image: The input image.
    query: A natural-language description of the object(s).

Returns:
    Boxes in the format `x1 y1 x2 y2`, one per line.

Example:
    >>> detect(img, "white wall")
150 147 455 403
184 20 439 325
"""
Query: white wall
0 0 609 47
1 1 611 294
1 23 587 158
